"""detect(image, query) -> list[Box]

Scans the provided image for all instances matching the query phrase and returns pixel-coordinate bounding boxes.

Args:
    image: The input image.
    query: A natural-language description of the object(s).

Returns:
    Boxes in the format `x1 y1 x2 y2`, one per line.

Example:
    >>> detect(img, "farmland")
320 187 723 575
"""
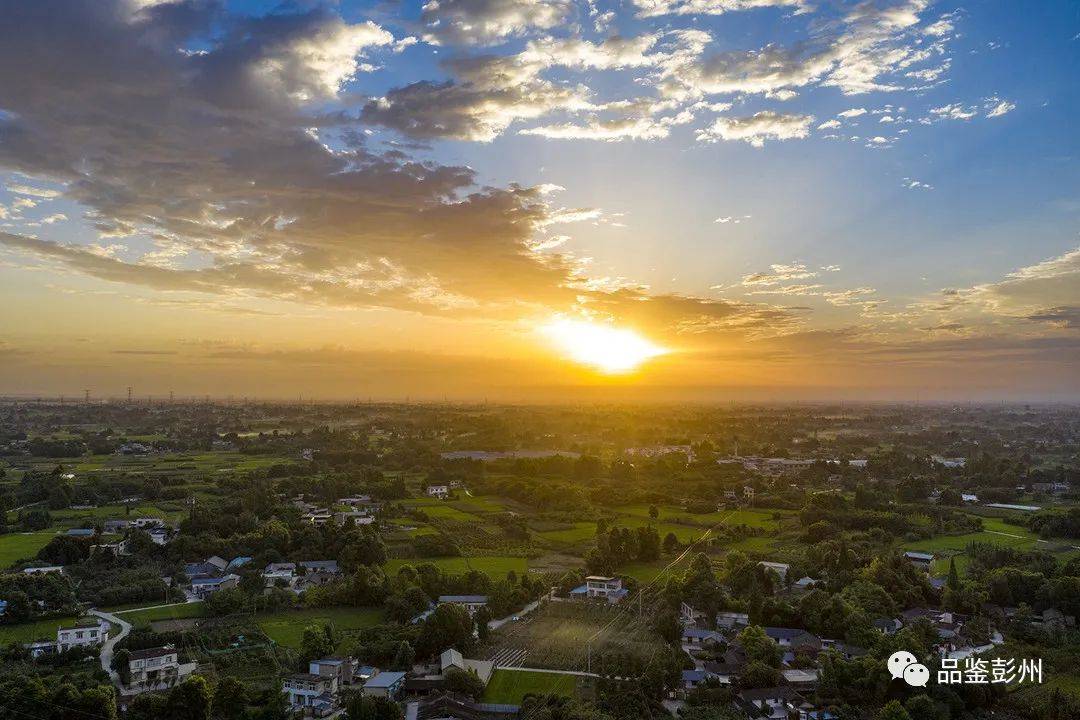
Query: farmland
482 669 579 704
256 606 384 648
0 531 57 568
384 556 528 577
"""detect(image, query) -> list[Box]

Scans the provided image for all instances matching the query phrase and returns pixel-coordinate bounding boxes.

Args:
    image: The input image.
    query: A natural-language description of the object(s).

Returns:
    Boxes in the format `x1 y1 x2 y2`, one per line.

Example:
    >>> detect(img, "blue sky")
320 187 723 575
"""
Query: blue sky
0 0 1077 400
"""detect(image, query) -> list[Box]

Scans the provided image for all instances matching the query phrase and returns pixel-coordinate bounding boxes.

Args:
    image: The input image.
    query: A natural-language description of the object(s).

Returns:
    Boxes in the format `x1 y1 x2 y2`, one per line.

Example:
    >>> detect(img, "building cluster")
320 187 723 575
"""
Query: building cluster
282 647 496 717
180 555 343 597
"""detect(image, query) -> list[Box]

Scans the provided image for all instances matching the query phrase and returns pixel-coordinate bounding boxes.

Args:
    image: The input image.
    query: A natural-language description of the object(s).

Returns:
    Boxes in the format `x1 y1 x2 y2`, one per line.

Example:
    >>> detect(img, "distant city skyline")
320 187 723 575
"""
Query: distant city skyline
0 0 1077 400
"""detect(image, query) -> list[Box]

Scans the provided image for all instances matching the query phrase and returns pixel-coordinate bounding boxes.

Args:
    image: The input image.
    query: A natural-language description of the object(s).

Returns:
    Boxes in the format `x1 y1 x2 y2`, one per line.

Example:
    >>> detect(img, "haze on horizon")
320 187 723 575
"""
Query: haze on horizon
0 0 1078 402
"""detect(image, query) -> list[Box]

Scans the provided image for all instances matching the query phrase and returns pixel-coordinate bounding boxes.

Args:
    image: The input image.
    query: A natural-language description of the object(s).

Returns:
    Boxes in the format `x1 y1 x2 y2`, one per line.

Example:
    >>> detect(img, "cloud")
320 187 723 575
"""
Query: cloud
6 183 61 198
697 111 813 147
903 178 933 190
984 97 1016 118
930 102 977 120
420 0 572 46
741 262 817 286
362 54 593 141
817 119 841 129
632 0 809 19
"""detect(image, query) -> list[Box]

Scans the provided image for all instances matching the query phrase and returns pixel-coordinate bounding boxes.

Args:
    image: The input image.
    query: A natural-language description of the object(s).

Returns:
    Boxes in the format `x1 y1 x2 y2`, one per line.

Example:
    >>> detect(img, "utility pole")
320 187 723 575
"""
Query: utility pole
127 386 132 403
84 389 90 404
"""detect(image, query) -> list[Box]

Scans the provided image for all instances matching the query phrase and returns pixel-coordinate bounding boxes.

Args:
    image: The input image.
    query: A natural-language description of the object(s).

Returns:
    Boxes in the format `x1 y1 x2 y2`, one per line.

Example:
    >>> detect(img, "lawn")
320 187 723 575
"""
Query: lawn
257 607 384 648
384 556 527 577
613 505 788 530
116 601 207 627
482 669 578 704
0 615 79 644
0 531 57 569
903 531 1037 554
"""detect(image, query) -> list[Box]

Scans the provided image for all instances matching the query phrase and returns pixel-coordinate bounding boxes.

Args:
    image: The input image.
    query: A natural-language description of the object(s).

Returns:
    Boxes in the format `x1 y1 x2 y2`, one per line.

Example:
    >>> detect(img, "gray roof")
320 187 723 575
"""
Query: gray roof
364 671 406 688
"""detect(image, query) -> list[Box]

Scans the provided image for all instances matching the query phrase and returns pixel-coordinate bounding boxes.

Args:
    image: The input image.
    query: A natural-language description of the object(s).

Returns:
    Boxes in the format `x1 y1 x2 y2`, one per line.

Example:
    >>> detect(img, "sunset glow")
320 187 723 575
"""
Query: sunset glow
542 319 667 374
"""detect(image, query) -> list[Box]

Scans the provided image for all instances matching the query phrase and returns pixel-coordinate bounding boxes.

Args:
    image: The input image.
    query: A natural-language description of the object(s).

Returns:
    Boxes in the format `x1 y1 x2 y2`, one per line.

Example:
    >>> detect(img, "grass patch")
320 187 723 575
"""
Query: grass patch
257 607 384 648
384 556 527 577
482 669 578 704
0 531 57 569
0 615 79 644
117 601 207 627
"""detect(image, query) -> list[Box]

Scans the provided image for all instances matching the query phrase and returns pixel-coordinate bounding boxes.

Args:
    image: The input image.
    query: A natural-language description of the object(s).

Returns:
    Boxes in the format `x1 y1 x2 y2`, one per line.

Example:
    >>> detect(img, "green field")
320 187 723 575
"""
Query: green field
257 607 384 648
482 669 578 704
116 601 207 627
0 531 57 569
384 556 527 577
613 505 788 530
0 615 79 644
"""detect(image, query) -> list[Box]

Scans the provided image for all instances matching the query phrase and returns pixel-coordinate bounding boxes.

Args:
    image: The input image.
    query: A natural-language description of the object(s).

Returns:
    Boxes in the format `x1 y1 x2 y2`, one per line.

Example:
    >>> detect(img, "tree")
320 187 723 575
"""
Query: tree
662 532 679 555
113 648 132 684
345 694 403 720
736 625 781 667
391 641 415 671
418 603 475 657
946 557 961 593
738 661 780 689
167 675 213 720
300 623 336 663
652 609 682 646
474 606 492 642
877 700 912 720
213 677 248 719
445 667 486 700
649 505 659 520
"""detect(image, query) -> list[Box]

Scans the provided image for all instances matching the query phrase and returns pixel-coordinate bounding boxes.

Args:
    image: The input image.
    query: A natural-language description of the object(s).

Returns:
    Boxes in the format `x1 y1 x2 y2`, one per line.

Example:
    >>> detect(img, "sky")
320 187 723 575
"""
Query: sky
0 0 1078 402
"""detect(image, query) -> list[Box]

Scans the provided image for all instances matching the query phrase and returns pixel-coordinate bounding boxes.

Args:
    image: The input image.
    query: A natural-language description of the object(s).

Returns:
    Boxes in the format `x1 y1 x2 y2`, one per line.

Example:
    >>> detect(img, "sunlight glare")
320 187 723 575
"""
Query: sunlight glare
541 319 667 373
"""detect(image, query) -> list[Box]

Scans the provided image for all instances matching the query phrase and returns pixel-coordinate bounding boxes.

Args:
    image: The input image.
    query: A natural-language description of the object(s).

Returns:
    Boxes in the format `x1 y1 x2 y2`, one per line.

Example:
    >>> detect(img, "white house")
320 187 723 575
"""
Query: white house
440 648 494 685
57 619 109 652
23 566 63 576
283 673 338 715
127 646 196 694
426 485 450 499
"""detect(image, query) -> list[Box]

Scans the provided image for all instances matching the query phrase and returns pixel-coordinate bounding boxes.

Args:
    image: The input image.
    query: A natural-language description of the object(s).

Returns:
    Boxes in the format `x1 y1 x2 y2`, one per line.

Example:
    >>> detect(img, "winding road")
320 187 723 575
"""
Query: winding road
88 608 131 689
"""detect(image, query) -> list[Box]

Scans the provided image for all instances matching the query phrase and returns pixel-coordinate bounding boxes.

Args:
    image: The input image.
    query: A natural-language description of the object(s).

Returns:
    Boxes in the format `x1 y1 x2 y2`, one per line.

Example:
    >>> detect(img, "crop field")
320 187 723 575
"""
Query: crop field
117 601 207 627
482 669 579 704
613 505 789 530
256 606 384 648
0 531 58 568
0 615 79 644
487 602 663 672
384 555 527 577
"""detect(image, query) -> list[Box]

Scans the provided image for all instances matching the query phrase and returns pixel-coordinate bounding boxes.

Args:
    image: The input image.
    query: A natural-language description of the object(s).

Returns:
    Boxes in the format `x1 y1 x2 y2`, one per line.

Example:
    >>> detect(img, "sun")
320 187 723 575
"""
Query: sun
541 318 668 374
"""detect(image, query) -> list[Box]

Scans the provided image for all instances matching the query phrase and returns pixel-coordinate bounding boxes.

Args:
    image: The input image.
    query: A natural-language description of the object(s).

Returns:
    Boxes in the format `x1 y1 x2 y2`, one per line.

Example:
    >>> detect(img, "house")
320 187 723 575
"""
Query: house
441 648 494 685
736 687 800 720
298 561 342 589
427 485 450 499
147 527 172 545
569 576 628 604
302 509 333 526
438 595 489 615
264 562 298 588
132 517 165 529
57 619 109 651
309 657 356 687
782 669 819 690
716 611 751 631
23 566 63 576
961 493 979 503
103 519 130 534
25 640 56 658
700 661 738 685
682 669 707 691
65 528 95 538
190 574 239 598
91 539 130 556
226 557 253 572
184 557 228 578
680 602 707 625
904 551 934 570
363 670 406 699
0 600 7 616
872 617 902 635
127 646 197 694
334 511 374 527
765 627 822 651
759 561 790 582
339 495 373 507
682 627 723 647
284 673 338 716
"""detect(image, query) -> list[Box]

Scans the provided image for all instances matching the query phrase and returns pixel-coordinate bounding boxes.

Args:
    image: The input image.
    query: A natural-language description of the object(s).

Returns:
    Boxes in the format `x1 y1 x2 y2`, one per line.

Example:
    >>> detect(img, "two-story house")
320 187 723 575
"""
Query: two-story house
127 646 196 694
283 673 338 716
56 619 109 652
